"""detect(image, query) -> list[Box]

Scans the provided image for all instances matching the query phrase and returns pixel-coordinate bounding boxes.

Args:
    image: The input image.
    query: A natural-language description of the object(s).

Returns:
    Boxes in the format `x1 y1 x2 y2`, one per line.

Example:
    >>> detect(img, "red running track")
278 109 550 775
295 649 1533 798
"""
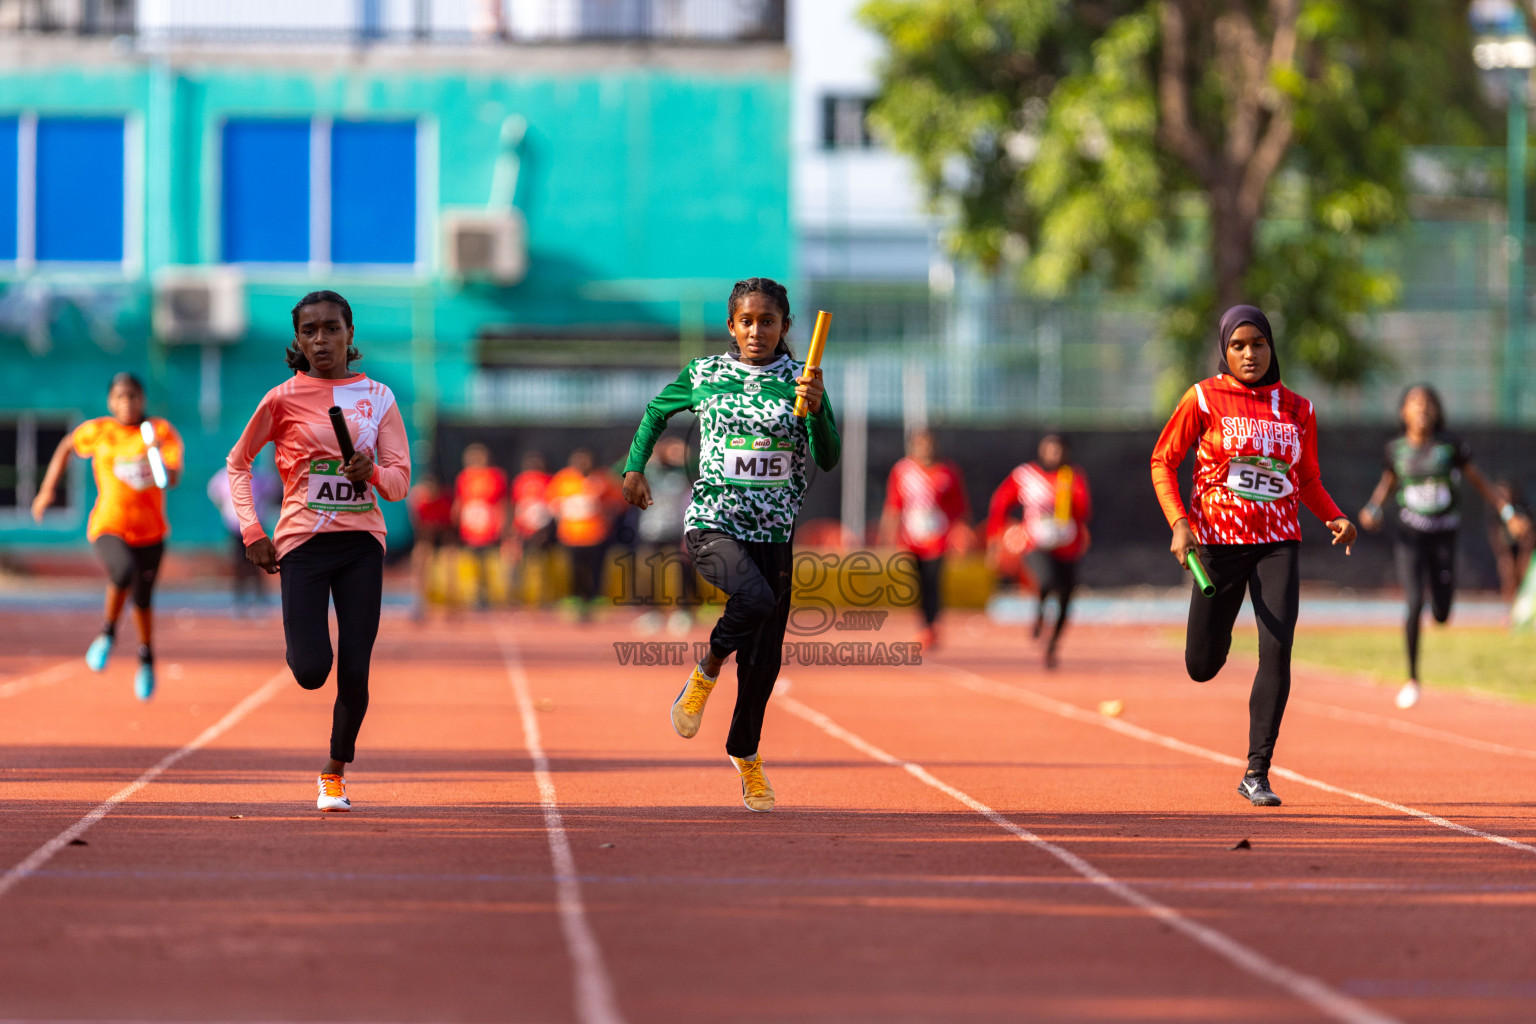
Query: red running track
2 606 1536 1023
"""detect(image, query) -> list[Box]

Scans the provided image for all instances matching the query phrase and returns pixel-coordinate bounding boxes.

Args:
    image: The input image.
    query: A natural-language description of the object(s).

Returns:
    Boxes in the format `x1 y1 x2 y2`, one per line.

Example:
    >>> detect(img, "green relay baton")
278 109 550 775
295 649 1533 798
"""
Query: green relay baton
1186 550 1215 597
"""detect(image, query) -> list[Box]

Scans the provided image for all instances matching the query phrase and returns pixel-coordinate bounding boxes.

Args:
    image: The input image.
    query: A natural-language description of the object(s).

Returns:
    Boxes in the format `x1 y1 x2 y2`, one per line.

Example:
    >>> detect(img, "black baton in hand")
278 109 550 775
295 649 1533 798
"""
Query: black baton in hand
328 406 356 463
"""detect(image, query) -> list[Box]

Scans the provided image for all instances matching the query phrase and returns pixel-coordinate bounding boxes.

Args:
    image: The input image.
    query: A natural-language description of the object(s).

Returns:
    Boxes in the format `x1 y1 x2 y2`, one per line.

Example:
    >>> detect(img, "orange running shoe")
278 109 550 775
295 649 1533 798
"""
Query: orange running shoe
316 773 351 812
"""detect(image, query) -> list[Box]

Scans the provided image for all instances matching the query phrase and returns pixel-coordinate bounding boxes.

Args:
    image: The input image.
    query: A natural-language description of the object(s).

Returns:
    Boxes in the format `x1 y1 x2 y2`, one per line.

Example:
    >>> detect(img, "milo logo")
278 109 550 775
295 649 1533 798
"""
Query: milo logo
752 437 773 450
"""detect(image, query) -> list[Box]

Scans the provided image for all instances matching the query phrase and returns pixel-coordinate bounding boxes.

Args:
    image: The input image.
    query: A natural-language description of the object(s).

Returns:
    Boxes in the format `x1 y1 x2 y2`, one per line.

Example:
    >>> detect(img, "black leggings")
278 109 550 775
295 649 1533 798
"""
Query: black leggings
1184 541 1299 775
279 531 384 764
685 529 793 759
94 536 163 609
916 557 943 626
1026 551 1078 650
1394 527 1456 680
567 543 608 603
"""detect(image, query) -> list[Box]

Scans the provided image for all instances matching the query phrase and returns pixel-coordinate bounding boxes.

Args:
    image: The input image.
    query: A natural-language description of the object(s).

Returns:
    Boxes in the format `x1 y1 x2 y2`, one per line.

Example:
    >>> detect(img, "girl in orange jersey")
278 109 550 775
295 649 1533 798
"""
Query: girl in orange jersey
1151 305 1356 808
32 372 183 701
227 291 411 812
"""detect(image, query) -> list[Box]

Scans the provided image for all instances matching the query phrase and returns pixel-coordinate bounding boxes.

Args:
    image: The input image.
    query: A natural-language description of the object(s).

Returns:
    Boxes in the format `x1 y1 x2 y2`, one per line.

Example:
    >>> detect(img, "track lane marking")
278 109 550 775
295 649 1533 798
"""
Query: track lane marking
498 630 627 1024
1293 699 1536 762
0 659 79 700
932 663 1536 857
0 671 288 901
778 693 1400 1024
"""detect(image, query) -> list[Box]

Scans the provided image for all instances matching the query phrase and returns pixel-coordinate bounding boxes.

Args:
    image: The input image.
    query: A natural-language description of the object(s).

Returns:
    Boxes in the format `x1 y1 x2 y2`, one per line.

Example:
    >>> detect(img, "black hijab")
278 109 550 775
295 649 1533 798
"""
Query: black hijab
1216 304 1281 388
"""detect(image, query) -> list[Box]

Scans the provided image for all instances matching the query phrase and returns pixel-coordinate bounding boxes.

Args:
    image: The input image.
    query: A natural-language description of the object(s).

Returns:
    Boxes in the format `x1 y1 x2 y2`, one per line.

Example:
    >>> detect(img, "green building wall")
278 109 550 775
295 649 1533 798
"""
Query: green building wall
0 56 791 550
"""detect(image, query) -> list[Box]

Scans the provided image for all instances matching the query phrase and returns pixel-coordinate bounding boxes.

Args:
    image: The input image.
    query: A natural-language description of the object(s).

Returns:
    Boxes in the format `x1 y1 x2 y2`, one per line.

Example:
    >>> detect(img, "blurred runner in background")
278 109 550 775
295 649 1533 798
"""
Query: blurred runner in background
209 454 281 613
635 434 699 635
407 473 454 619
548 448 624 622
32 372 183 701
453 443 509 609
879 429 968 650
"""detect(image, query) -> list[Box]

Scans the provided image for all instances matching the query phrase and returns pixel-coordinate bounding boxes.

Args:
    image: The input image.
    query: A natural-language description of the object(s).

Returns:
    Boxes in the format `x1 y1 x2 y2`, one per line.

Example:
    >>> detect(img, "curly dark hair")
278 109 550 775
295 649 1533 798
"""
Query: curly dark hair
726 277 795 358
286 290 361 372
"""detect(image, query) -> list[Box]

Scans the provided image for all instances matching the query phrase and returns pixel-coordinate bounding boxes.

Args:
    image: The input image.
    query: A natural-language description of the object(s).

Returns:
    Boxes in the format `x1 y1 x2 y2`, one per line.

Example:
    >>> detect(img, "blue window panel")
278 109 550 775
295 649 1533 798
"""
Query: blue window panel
330 121 416 265
222 120 310 263
0 119 16 261
36 118 123 263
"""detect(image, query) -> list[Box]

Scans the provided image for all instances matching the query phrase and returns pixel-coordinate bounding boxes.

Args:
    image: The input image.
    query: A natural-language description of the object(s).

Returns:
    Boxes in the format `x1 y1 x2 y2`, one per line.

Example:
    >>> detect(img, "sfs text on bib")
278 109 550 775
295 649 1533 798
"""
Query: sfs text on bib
1225 456 1294 502
306 458 375 512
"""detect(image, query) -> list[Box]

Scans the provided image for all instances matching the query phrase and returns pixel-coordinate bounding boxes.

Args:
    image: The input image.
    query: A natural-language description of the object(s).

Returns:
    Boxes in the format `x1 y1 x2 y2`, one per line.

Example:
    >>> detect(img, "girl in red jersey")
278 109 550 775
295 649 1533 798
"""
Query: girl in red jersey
878 429 968 649
227 290 412 812
1151 305 1356 807
986 433 1091 668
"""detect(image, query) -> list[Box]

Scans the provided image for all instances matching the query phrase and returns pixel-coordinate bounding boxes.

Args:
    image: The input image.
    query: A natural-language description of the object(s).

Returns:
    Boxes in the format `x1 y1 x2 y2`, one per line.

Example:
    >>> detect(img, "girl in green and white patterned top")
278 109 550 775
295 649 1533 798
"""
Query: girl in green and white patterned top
1359 384 1530 708
621 278 840 811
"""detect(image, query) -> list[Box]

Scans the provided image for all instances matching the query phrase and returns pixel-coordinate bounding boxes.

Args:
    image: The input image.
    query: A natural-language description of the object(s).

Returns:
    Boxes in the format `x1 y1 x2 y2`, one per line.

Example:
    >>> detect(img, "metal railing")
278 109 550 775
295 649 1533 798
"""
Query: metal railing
0 0 786 43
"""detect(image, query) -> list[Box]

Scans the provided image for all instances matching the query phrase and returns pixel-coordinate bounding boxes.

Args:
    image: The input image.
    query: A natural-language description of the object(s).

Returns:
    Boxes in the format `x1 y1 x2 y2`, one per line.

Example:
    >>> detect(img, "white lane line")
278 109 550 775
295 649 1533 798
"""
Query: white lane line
778 693 1400 1024
0 671 287 902
0 659 78 700
1294 699 1536 762
498 631 626 1024
933 664 1536 857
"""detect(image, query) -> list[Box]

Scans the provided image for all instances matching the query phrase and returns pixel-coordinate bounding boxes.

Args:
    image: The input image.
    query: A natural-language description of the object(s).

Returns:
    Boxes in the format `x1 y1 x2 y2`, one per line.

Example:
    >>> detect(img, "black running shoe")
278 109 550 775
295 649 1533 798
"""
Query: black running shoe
1237 773 1282 806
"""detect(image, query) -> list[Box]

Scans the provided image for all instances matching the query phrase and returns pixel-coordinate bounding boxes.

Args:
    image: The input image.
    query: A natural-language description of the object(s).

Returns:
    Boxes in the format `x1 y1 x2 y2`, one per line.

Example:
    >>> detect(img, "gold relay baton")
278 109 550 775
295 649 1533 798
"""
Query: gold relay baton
793 310 832 418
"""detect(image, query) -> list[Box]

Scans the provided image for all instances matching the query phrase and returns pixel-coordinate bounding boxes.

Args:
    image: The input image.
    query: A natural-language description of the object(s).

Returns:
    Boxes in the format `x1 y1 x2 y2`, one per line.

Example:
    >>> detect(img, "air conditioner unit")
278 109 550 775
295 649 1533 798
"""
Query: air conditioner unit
443 209 528 285
153 267 247 344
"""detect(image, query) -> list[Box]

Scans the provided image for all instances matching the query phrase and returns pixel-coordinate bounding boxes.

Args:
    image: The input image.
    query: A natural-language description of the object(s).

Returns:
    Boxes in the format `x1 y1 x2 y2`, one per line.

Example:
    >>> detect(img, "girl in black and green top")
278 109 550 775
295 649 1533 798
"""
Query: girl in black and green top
1359 385 1530 708
621 278 840 811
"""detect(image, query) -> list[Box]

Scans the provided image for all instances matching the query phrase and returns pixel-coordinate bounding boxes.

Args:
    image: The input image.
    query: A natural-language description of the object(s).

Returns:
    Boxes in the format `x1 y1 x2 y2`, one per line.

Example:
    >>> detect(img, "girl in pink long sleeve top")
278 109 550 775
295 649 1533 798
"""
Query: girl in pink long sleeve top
227 290 410 812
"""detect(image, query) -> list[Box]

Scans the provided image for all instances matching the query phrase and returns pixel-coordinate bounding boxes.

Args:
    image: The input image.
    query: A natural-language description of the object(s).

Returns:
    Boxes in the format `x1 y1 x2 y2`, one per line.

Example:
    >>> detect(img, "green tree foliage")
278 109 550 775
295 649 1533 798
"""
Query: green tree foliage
861 0 1493 395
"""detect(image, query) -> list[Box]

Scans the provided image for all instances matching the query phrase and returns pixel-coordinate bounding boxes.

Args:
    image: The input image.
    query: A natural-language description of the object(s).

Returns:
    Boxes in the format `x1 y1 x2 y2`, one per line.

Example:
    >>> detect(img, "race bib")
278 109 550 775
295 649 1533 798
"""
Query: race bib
904 507 947 542
112 456 155 492
306 459 375 513
562 494 598 520
720 436 794 488
1225 456 1294 502
1028 516 1078 551
1402 480 1452 516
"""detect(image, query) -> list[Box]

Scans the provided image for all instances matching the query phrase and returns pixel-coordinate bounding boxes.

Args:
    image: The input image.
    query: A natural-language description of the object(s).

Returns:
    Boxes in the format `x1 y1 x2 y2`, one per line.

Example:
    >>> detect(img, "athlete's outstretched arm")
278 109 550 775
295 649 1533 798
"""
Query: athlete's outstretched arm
30 434 76 522
622 366 695 509
367 403 412 502
1293 403 1354 553
1150 387 1203 529
227 396 277 570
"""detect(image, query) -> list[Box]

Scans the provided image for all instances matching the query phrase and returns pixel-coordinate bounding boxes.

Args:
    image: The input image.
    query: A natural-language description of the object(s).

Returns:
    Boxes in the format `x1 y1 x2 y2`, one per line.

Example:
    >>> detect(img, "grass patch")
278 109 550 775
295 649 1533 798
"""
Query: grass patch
1165 625 1536 704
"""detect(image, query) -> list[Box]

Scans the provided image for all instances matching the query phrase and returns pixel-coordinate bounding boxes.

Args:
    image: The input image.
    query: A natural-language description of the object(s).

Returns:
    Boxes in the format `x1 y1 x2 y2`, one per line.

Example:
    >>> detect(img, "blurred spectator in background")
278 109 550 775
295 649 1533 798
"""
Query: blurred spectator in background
511 452 554 606
635 434 698 635
878 429 968 650
407 474 455 619
453 443 509 609
987 433 1092 669
1488 478 1534 601
208 456 280 613
547 447 624 622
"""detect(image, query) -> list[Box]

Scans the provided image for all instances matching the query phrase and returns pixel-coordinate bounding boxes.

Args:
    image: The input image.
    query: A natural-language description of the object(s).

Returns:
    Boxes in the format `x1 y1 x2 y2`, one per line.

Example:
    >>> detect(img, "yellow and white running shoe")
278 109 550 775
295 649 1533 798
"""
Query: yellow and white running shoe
670 664 718 739
730 754 775 812
316 773 351 812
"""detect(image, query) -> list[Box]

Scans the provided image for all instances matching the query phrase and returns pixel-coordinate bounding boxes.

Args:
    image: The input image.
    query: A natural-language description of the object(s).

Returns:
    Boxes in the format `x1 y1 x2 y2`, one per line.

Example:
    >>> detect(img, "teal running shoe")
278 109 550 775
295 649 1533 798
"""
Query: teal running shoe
85 634 112 672
133 662 155 701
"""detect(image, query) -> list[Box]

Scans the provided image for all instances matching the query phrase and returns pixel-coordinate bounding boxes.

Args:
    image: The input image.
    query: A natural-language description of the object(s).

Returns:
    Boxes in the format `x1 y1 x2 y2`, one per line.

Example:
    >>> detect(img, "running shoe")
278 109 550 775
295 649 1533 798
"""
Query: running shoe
84 633 112 672
730 754 775 812
133 662 155 702
316 774 351 812
1237 773 1282 807
1395 680 1421 709
670 663 718 739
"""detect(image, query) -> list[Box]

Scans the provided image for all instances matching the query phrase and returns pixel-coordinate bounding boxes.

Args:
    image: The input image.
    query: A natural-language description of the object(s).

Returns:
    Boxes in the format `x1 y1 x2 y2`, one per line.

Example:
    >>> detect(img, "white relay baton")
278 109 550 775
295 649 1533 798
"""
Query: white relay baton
140 420 169 489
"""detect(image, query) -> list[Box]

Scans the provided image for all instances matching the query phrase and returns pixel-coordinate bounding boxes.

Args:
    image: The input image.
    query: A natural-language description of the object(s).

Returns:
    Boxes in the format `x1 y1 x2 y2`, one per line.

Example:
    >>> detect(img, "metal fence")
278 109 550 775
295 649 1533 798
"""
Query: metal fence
0 0 786 43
